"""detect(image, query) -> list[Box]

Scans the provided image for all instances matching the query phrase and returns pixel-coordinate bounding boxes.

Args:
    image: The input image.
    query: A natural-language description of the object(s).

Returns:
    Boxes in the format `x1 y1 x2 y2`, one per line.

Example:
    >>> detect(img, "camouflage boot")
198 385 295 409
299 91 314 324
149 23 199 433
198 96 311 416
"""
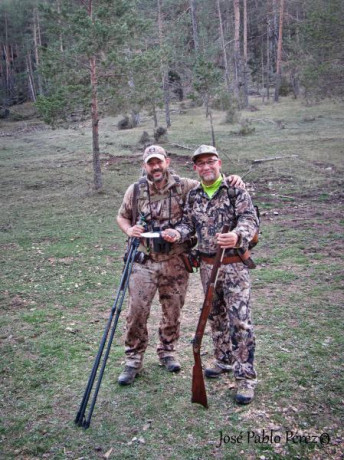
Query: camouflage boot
235 379 255 404
205 361 233 379
159 356 181 372
118 366 141 386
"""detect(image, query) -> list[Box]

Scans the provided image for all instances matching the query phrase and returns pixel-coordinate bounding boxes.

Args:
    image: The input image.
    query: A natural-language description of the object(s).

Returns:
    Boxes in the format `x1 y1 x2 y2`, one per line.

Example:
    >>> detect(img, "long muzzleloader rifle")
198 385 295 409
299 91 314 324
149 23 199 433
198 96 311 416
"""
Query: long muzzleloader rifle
74 236 140 429
191 224 229 408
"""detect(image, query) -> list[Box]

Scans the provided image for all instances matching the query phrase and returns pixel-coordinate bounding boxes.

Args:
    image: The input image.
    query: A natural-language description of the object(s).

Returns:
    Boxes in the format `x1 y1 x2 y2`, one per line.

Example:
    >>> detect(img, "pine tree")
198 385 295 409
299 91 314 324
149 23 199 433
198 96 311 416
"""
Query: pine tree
36 0 145 191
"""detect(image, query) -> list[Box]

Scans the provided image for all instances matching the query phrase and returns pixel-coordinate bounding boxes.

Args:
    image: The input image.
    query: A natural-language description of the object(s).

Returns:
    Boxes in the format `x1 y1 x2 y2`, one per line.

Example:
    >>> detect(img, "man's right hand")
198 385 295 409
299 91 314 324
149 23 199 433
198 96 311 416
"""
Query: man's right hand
127 224 145 238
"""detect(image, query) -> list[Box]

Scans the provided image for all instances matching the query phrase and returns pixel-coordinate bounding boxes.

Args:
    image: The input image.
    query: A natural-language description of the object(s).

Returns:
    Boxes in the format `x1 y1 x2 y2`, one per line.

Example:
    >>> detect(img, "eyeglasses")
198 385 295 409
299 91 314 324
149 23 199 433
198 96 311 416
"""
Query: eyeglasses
195 159 219 168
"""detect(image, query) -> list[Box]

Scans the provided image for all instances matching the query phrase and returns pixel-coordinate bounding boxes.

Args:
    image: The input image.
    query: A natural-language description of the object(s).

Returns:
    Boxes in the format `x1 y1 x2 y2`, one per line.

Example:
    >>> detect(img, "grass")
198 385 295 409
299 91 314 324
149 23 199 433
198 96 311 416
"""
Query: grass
1 97 344 459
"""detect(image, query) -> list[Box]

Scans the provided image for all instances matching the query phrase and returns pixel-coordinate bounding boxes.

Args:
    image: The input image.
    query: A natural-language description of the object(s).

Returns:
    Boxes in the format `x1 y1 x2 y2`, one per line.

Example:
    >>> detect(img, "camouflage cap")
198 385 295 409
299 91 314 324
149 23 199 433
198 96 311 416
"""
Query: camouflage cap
192 144 219 162
143 145 167 163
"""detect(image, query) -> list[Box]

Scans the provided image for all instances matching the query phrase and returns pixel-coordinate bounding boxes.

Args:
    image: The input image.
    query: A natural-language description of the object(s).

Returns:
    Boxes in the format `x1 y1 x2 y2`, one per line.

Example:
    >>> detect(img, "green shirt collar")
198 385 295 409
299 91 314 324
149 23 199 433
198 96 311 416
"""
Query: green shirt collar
201 175 223 198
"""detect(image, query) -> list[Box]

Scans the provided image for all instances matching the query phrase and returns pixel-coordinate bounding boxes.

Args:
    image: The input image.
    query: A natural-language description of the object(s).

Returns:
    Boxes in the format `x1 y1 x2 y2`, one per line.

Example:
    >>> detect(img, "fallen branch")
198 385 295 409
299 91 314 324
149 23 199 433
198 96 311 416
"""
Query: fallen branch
272 194 296 200
253 118 276 124
252 155 298 164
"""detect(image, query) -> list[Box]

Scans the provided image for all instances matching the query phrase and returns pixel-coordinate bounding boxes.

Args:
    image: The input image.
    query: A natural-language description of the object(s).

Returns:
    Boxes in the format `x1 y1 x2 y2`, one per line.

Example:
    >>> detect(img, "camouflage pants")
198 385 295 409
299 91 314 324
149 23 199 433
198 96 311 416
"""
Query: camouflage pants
200 261 257 383
124 254 189 369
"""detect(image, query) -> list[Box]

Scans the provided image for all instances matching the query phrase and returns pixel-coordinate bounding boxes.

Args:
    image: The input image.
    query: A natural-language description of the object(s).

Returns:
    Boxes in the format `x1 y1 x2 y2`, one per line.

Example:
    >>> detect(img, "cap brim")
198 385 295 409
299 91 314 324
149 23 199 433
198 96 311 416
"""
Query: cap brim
192 152 219 162
144 153 165 163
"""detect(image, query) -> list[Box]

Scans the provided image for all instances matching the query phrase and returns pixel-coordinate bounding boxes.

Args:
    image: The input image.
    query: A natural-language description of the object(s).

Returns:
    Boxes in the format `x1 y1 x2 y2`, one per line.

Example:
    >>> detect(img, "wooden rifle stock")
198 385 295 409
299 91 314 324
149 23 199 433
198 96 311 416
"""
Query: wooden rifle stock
191 224 229 408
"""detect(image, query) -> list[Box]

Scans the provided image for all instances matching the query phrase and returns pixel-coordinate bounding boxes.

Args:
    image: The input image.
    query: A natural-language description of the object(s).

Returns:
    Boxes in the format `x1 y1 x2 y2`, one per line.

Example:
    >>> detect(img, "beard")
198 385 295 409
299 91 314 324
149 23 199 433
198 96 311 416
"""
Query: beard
147 168 166 183
200 170 217 184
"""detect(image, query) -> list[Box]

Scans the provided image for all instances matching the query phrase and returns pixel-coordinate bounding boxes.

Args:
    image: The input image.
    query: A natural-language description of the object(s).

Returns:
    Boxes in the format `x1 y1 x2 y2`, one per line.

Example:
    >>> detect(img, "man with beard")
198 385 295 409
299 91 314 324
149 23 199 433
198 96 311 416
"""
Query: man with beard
162 145 259 404
116 145 245 385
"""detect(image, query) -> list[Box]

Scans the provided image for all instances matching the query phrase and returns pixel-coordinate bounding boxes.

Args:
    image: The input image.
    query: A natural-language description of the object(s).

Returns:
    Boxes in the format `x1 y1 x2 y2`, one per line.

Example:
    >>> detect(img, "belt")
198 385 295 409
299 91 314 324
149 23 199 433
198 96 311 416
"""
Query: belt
200 250 251 265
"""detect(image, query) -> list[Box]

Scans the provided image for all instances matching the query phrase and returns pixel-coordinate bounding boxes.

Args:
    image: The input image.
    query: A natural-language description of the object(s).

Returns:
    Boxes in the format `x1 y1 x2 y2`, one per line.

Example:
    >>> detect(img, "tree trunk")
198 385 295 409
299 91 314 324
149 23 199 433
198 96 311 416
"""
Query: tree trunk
163 74 171 127
209 109 216 147
33 8 40 67
57 0 64 52
3 13 15 106
26 53 36 102
33 7 43 95
274 0 284 102
272 0 278 64
90 55 102 191
157 0 171 128
261 45 265 102
266 16 271 100
131 110 140 127
190 0 199 52
152 103 158 128
216 0 231 94
87 0 102 191
290 70 300 99
233 0 241 104
3 44 10 105
242 0 249 107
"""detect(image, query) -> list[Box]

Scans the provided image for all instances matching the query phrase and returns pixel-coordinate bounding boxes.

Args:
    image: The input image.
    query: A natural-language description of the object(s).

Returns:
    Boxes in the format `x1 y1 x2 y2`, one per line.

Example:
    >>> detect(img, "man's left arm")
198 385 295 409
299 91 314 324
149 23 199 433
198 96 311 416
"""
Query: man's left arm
216 190 257 249
232 189 259 248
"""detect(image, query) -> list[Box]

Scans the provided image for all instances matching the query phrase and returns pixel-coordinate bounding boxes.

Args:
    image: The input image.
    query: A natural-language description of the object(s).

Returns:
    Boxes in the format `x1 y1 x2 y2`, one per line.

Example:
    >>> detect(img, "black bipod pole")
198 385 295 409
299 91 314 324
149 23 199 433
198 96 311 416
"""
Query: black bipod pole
74 238 140 429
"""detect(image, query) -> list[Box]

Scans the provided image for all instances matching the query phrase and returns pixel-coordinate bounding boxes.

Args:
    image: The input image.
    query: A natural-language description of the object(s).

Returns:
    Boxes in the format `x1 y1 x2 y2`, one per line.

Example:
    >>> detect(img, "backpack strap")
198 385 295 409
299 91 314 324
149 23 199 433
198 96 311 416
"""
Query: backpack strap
227 186 237 214
171 175 182 197
131 182 140 225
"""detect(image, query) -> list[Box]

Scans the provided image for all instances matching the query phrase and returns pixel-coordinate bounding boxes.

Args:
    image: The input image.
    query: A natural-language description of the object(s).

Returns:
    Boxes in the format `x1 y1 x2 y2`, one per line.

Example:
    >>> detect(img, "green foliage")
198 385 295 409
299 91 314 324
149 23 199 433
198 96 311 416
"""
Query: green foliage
2 0 344 116
212 89 236 112
212 90 238 124
193 58 222 97
36 0 147 126
299 0 344 98
278 77 293 97
35 93 67 126
35 86 88 126
224 108 238 124
237 119 255 135
124 48 164 113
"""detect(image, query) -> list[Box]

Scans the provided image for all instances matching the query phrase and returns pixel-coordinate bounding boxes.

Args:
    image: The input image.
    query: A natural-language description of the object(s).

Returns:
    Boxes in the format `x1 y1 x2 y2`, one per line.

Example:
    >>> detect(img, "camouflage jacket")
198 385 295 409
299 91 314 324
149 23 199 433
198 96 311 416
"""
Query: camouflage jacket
117 171 198 260
176 177 259 255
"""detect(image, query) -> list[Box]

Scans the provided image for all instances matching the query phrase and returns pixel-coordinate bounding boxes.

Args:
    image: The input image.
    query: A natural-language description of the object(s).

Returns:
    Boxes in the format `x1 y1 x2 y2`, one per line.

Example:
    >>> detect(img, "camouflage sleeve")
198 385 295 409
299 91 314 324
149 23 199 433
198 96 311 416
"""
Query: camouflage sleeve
117 184 135 221
182 177 199 193
233 189 259 248
174 189 197 242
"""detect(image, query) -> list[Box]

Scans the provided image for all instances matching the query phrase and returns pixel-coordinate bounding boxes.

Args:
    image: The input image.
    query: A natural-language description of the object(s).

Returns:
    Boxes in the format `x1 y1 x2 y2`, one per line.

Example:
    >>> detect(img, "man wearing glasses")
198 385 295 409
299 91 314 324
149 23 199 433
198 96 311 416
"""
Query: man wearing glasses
162 145 259 404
